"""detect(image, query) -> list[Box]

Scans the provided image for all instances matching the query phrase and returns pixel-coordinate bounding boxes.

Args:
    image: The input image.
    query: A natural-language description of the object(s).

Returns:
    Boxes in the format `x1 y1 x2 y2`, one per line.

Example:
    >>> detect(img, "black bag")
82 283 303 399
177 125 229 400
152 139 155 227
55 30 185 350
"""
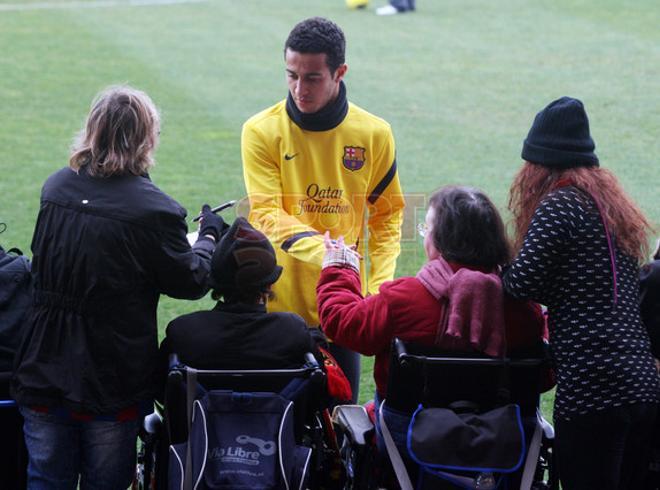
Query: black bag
0 245 32 373
380 401 526 490
408 404 525 483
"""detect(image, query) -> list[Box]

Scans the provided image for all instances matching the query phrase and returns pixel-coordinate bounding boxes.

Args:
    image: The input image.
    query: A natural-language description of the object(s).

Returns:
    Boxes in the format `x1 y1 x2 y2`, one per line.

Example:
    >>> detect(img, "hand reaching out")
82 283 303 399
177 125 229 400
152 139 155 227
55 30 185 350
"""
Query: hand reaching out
322 231 361 272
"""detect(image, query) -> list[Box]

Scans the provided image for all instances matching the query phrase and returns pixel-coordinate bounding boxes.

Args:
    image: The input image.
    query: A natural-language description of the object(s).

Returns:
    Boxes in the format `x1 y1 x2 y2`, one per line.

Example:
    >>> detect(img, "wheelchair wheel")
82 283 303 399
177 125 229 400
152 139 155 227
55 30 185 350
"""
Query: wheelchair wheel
133 436 156 490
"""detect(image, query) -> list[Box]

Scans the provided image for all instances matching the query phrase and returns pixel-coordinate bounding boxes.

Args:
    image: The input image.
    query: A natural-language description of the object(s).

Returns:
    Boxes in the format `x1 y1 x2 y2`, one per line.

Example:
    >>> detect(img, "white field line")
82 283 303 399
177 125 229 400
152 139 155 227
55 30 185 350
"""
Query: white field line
0 0 207 11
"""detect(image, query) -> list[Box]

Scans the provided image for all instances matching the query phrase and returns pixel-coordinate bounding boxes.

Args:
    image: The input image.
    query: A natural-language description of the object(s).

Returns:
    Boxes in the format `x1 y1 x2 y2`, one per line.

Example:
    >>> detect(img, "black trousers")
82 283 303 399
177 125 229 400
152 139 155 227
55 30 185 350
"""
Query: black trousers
556 402 658 490
327 343 361 404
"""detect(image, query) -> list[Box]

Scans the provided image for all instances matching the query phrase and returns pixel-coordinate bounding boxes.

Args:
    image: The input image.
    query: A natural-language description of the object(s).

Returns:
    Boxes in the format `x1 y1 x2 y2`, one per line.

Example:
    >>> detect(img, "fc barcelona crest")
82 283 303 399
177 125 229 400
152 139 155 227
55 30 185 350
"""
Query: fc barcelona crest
342 146 366 171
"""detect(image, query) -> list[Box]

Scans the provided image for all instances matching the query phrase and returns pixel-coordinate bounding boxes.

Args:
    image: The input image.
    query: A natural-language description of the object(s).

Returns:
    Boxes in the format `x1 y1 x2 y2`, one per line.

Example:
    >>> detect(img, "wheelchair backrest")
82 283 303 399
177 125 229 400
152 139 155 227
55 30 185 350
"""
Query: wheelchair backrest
165 353 326 445
385 338 547 415
168 390 313 490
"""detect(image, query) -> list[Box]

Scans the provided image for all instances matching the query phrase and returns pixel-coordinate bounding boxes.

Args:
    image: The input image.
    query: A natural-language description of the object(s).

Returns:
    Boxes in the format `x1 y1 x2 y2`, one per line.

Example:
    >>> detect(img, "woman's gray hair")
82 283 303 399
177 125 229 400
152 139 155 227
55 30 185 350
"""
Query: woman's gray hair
69 85 160 177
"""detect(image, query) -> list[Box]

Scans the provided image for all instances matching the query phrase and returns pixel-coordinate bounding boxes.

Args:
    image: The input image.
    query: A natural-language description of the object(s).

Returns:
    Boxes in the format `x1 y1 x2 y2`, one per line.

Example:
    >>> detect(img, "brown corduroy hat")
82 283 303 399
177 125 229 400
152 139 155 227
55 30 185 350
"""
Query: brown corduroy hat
210 218 282 294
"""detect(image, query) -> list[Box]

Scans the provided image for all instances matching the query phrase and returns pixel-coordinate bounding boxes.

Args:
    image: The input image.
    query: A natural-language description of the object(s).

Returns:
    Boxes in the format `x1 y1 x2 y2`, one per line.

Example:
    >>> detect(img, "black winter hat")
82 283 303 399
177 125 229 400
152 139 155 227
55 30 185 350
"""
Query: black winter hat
210 217 282 294
522 96 599 169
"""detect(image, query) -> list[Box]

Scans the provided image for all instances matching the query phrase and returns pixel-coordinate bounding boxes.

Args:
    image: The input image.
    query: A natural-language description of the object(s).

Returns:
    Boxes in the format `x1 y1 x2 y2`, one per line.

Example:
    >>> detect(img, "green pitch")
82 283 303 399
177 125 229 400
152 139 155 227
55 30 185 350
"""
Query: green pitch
1 0 658 417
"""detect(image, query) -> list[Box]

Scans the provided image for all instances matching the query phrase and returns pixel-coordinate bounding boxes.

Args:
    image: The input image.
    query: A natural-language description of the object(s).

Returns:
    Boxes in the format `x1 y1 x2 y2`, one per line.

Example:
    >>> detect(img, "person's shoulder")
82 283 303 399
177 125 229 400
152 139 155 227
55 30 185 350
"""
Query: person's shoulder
0 246 30 275
641 259 660 285
41 166 77 194
538 186 598 229
346 102 392 133
166 310 214 336
264 312 314 346
268 311 308 329
122 175 188 228
143 177 185 210
537 186 588 214
543 185 587 205
379 276 426 299
243 99 287 131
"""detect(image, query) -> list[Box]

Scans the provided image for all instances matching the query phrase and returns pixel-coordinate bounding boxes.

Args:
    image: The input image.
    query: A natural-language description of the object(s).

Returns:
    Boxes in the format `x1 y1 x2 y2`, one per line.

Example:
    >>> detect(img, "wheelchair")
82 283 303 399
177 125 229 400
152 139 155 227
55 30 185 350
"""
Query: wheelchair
333 338 557 490
135 352 343 489
0 372 28 489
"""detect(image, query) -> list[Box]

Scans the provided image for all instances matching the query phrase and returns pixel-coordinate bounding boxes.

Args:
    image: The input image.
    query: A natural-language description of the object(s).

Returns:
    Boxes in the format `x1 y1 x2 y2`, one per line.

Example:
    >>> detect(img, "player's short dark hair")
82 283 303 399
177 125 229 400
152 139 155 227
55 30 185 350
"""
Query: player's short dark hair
429 186 511 268
284 17 346 74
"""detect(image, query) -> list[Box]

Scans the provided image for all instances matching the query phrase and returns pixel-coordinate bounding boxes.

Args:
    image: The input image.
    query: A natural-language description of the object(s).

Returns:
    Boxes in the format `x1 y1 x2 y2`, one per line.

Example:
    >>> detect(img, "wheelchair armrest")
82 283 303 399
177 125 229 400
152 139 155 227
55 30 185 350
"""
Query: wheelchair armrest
332 405 374 446
304 352 325 386
539 414 555 440
168 353 181 370
142 411 163 436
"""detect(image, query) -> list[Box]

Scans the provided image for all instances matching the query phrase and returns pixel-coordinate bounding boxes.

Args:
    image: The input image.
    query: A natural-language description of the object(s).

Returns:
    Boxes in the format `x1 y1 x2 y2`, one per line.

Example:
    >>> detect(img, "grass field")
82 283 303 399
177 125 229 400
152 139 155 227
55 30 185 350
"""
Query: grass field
1 0 658 418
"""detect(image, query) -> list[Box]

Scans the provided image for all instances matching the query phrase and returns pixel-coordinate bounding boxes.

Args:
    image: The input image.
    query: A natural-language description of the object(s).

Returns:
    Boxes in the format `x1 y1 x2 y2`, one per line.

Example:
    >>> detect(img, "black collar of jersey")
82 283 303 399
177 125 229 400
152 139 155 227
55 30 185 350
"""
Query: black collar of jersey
286 81 348 132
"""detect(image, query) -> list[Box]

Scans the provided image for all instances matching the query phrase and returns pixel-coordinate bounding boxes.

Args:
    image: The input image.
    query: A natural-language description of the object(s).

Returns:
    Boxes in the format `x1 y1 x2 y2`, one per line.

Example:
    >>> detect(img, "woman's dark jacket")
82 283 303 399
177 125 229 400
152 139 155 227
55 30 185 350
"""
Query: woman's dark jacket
12 167 214 414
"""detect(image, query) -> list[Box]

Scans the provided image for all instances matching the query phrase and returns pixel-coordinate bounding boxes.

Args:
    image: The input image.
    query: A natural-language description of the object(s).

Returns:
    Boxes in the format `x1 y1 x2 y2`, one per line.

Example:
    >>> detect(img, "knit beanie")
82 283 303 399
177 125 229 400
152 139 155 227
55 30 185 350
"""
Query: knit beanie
521 96 599 169
210 217 282 294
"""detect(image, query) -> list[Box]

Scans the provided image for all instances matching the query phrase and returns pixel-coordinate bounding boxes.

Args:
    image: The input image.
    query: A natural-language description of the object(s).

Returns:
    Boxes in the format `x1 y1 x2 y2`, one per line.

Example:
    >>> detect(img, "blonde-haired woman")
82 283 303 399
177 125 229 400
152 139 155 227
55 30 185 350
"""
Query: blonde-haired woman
13 86 224 489
503 97 659 489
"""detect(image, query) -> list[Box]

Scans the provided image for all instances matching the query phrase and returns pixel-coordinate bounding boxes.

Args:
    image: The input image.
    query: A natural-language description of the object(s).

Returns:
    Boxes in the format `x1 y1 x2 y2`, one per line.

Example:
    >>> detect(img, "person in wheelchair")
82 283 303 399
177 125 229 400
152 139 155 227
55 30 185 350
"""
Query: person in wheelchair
160 217 320 372
159 217 351 402
317 185 552 484
157 218 348 489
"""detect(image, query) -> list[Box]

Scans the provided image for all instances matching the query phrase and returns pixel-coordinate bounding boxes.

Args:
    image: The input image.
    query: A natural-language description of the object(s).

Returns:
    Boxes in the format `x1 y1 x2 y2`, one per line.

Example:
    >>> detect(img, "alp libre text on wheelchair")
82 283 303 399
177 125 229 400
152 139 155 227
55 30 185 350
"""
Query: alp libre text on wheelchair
135 350 342 490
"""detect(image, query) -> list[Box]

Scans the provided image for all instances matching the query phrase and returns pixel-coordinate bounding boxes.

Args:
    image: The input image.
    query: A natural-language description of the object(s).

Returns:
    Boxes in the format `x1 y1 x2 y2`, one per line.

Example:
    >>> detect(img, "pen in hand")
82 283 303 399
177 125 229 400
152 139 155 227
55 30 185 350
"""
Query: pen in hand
192 200 237 222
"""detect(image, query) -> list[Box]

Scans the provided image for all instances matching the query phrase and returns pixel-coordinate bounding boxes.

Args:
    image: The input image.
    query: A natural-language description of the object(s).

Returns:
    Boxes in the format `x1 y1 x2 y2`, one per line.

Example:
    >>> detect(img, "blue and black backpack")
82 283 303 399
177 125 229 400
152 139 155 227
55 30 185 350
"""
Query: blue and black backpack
169 389 312 490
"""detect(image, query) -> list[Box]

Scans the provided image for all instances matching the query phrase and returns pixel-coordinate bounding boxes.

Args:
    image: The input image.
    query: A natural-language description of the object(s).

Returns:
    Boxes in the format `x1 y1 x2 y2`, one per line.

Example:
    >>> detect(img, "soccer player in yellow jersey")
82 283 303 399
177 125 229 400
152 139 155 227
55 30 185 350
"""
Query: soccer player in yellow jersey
241 17 405 402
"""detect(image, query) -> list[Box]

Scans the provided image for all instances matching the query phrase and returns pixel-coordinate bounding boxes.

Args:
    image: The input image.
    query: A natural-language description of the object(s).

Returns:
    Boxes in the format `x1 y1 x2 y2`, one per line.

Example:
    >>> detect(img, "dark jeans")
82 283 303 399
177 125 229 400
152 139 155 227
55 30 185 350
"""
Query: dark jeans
0 374 27 489
20 406 140 490
327 343 361 404
556 402 658 490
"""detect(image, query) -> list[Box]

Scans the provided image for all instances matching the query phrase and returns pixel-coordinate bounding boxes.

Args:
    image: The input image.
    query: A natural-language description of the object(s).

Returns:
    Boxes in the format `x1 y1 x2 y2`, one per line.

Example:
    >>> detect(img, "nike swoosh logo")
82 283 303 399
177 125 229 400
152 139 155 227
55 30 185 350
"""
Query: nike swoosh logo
284 153 298 161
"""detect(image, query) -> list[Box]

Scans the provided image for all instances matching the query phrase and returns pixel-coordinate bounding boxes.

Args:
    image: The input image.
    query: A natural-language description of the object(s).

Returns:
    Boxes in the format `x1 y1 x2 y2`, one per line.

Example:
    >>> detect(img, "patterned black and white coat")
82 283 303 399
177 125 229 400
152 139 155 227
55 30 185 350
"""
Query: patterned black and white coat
503 186 660 421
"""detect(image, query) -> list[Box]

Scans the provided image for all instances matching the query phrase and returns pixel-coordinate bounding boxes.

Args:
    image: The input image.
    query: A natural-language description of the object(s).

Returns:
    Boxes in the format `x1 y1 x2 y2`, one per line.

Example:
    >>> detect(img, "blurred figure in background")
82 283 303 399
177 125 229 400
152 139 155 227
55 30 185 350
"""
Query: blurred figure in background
376 0 416 15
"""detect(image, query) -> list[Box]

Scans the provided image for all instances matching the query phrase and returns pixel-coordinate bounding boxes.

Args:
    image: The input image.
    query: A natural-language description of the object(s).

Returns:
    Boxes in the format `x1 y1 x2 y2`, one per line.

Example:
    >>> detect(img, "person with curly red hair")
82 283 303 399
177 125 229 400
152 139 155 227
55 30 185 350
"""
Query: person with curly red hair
503 96 659 489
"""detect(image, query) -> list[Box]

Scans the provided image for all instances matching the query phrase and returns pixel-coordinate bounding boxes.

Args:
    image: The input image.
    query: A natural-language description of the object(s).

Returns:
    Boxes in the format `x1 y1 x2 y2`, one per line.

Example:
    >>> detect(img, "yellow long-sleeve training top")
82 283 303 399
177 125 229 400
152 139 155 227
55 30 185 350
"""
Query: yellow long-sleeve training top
242 88 405 326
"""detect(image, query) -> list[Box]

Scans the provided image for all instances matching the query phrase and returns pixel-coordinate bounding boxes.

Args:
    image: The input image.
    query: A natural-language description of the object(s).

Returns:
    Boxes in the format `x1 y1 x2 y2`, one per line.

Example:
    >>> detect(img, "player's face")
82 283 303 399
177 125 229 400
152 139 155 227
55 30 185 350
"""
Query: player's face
285 49 347 114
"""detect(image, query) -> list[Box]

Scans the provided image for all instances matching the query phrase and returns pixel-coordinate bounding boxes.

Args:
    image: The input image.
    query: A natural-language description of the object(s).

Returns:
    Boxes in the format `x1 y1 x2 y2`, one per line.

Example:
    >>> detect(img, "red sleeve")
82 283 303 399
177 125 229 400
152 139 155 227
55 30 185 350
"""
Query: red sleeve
503 297 546 352
504 297 556 392
317 266 393 356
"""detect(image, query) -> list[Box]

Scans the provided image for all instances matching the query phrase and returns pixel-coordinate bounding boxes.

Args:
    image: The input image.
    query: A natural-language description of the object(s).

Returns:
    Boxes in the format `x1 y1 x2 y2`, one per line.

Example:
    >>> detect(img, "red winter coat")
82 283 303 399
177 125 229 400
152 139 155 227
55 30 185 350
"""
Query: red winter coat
317 264 548 398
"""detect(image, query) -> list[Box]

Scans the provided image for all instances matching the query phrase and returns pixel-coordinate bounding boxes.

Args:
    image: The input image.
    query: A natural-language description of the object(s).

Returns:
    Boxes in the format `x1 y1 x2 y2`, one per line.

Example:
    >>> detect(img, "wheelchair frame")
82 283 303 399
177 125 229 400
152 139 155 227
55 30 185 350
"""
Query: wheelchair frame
135 352 341 490
333 338 558 490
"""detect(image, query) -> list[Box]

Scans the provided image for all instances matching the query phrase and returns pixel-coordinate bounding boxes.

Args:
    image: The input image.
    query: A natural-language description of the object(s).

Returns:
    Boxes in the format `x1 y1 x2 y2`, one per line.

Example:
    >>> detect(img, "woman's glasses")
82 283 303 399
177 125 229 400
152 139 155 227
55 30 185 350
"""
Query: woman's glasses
417 222 429 238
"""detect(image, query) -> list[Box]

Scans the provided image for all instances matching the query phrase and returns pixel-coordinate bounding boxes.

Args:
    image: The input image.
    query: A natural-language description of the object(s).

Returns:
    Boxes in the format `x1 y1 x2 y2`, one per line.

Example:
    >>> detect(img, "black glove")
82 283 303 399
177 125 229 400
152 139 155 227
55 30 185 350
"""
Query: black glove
198 204 227 242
